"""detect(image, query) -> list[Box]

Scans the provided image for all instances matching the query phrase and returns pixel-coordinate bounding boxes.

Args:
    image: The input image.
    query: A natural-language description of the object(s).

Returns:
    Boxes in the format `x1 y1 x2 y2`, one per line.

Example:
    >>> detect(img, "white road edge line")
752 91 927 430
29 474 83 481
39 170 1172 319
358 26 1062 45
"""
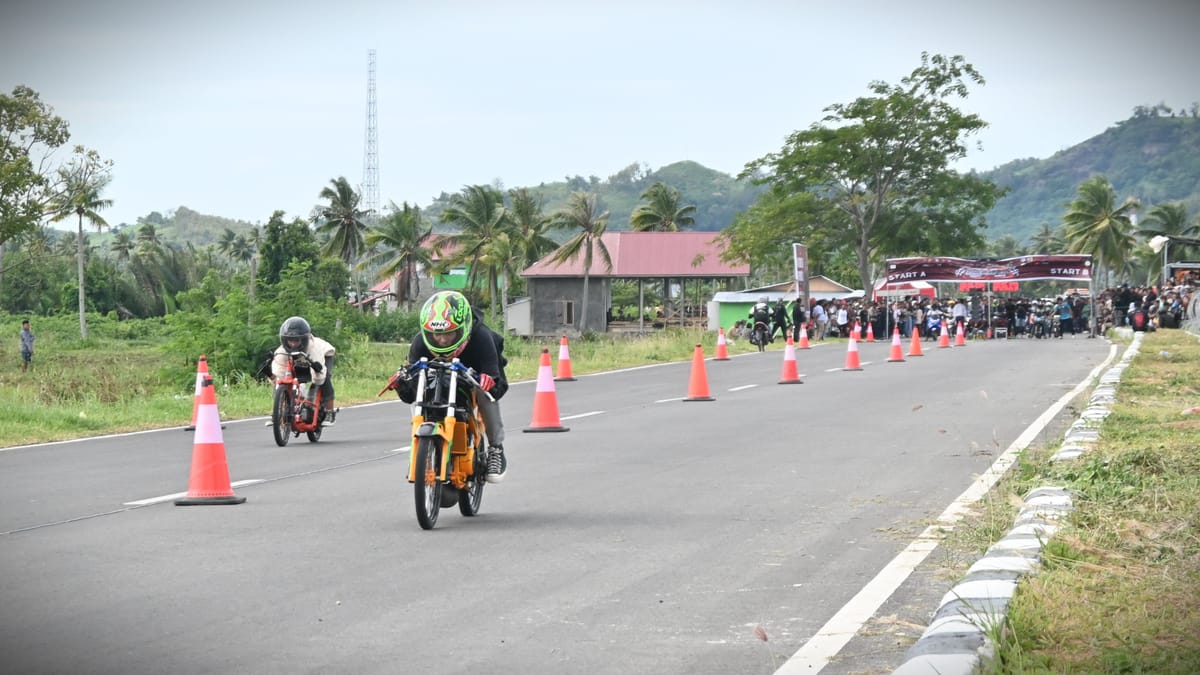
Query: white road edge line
774 343 1118 674
123 479 266 506
655 397 685 403
728 384 757 392
561 411 605 420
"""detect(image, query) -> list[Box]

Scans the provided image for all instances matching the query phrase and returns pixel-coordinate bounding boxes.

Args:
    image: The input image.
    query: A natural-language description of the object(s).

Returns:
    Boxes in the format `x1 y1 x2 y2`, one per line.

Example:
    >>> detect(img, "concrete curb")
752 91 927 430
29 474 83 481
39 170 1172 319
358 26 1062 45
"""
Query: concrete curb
892 331 1145 674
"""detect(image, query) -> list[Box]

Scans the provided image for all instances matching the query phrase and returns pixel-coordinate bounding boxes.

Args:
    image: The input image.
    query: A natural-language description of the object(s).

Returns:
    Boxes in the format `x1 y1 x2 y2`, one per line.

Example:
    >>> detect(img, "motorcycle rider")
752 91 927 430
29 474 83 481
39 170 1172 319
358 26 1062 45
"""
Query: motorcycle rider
389 291 510 483
271 316 339 425
748 296 772 344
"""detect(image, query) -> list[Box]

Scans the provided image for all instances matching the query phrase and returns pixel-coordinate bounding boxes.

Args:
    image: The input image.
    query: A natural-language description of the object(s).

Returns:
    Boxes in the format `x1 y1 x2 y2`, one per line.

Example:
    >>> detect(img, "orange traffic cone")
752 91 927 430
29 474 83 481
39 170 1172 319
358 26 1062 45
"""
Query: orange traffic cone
865 323 876 342
938 319 951 348
554 334 577 381
986 327 993 339
683 344 715 401
714 328 730 361
184 355 206 431
853 321 862 340
797 323 811 349
525 348 569 432
954 322 967 347
887 327 906 362
175 375 245 505
843 334 863 371
908 327 925 357
779 335 803 384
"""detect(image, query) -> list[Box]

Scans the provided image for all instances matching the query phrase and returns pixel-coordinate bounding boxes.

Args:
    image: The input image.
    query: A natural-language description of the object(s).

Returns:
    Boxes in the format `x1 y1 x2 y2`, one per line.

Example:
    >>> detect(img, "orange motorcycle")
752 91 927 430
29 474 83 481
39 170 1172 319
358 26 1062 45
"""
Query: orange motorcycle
381 357 493 530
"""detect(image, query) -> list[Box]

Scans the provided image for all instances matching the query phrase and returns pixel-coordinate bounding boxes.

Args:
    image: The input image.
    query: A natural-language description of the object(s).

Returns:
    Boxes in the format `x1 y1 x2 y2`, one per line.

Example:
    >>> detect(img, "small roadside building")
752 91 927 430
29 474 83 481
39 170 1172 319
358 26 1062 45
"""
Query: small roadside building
519 231 750 336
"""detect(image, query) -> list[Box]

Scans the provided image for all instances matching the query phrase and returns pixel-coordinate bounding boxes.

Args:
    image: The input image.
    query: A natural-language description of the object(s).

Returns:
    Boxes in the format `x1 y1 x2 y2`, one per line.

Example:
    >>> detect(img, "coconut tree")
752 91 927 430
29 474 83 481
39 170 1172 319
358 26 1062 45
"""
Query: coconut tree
109 230 135 265
507 187 557 269
630 181 697 232
315 176 370 265
1062 176 1139 287
547 192 612 333
48 158 112 339
1138 202 1199 282
361 201 432 310
440 185 508 318
1028 222 1065 254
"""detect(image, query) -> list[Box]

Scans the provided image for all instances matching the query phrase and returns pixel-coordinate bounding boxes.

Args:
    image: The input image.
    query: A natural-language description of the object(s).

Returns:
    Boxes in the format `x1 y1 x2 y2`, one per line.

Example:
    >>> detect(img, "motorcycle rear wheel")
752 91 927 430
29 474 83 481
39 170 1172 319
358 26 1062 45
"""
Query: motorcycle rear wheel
458 442 486 517
414 436 443 530
272 387 292 447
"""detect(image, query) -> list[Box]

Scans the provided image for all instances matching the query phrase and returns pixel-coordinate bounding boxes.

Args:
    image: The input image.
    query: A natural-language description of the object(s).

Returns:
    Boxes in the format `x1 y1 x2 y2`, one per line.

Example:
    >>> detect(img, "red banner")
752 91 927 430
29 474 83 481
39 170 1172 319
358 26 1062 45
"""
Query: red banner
885 255 1093 283
960 282 1019 292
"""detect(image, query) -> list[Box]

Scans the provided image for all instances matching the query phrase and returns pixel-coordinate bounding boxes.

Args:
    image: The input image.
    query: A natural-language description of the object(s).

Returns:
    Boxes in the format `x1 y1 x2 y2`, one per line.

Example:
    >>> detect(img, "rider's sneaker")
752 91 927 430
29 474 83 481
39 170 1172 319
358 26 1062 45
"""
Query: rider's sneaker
486 445 507 484
323 409 337 426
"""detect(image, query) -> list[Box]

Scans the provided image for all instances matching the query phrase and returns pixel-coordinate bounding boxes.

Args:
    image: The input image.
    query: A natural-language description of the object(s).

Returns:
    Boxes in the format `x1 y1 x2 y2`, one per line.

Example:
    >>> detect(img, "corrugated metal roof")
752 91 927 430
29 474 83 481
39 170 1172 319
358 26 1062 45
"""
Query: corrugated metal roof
522 231 749 278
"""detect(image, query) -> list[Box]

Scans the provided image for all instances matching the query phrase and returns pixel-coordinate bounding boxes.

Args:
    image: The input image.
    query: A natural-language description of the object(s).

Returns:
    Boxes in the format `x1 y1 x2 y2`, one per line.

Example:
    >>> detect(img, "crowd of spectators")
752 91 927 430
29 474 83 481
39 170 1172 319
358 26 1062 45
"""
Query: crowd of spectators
747 275 1197 342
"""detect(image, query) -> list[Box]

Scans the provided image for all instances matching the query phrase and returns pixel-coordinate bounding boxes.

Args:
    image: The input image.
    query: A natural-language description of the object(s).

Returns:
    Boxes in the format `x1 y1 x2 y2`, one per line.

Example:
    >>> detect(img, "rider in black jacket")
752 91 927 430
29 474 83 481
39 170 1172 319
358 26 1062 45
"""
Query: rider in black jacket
392 291 510 483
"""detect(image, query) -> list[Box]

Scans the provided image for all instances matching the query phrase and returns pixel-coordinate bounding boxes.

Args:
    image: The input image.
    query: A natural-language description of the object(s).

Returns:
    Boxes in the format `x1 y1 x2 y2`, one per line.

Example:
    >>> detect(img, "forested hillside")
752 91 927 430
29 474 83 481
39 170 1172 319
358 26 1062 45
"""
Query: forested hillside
979 114 1200 244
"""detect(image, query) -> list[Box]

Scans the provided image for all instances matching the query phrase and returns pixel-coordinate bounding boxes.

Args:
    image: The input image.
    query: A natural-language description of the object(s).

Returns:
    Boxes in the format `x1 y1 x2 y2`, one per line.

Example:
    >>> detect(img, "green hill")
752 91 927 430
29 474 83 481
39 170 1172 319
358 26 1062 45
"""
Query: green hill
108 113 1200 252
979 114 1200 244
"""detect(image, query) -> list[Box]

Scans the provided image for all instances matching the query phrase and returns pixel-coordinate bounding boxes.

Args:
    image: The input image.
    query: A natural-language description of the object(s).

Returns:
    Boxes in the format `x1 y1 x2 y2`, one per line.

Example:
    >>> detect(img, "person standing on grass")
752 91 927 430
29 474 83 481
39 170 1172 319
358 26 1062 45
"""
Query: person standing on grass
20 319 35 372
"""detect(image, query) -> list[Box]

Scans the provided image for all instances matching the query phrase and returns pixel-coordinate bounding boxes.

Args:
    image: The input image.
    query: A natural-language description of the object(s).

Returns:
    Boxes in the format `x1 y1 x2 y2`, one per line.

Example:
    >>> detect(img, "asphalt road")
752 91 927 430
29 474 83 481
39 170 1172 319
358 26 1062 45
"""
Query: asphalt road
0 335 1112 675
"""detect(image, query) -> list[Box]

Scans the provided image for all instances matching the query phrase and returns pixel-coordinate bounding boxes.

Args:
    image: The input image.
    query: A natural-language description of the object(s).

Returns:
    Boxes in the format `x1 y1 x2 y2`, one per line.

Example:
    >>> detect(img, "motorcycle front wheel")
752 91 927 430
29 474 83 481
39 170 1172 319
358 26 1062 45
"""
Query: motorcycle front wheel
414 436 443 530
272 387 292 447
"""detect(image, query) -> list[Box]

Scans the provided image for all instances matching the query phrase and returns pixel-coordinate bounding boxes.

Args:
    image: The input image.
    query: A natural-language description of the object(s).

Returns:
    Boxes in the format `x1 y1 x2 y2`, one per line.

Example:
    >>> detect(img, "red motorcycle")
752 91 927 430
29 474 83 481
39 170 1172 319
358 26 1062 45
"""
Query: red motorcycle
270 351 326 446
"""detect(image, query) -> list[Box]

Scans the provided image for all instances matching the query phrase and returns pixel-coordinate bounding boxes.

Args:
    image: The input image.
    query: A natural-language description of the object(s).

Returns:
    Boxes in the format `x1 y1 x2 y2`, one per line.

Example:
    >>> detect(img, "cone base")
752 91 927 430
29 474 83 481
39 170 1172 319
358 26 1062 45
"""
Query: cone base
907 353 924 357
184 425 196 431
682 396 715 401
888 358 907 362
553 376 577 382
842 367 863 371
778 379 804 384
713 357 730 361
523 425 570 433
175 495 246 506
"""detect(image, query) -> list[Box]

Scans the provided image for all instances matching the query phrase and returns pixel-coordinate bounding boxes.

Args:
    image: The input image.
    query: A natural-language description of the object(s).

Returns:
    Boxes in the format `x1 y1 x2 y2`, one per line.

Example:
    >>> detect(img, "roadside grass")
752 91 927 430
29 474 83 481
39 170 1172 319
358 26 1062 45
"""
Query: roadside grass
937 329 1200 673
2 327 778 448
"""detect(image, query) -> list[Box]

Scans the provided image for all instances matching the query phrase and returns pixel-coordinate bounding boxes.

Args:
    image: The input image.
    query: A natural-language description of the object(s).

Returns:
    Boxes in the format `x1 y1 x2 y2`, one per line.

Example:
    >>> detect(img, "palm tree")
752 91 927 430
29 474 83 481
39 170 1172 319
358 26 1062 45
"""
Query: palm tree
1138 202 1199 281
507 188 557 270
216 227 238 259
362 201 432 310
49 164 112 339
440 185 508 318
109 231 135 265
315 176 370 265
630 182 697 232
547 192 612 333
1028 222 1065 254
1062 176 1139 287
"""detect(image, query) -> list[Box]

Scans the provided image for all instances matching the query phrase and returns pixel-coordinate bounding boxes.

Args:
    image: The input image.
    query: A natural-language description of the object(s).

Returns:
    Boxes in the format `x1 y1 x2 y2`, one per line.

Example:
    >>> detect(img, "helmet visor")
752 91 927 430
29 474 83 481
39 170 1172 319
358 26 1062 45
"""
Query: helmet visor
426 327 464 353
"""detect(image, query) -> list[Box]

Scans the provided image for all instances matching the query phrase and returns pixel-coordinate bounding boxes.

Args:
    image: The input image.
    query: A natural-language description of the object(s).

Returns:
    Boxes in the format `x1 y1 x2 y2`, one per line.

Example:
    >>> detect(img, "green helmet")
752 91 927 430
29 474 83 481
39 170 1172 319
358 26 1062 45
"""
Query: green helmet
419 291 473 357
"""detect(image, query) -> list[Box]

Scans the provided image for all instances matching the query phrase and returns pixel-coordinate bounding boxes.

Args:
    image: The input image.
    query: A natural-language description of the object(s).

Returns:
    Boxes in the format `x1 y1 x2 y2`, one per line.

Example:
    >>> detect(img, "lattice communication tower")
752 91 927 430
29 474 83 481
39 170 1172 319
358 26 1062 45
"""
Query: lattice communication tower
362 49 379 224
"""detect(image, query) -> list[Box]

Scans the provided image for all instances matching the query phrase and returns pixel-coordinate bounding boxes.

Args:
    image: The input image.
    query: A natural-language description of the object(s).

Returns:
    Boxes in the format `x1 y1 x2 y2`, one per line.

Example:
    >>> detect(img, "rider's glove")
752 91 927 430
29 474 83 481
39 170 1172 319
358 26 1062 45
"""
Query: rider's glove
311 361 324 373
477 372 495 392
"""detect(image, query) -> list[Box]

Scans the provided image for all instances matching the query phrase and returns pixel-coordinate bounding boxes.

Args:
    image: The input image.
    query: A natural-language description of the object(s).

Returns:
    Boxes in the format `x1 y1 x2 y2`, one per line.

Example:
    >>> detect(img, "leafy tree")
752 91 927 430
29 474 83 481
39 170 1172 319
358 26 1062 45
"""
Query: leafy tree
259 210 319 286
742 52 1002 292
47 150 113 338
361 200 431 310
109 230 135 265
0 86 71 305
1062 175 1139 286
630 182 697 231
314 176 369 265
547 192 612 333
440 185 508 319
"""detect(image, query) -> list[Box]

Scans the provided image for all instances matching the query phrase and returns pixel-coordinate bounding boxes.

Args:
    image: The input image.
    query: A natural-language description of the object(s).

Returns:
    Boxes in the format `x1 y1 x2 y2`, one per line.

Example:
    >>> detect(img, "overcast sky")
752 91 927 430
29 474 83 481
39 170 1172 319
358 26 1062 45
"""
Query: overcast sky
3 0 1198 229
